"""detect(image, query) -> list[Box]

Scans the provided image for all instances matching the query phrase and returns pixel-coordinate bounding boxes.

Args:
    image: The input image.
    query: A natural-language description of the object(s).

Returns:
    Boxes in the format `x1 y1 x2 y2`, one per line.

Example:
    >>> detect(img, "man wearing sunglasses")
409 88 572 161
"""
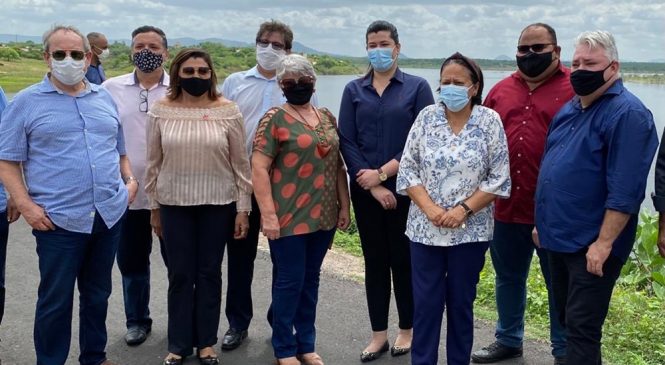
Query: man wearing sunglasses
0 25 137 365
220 19 318 352
472 23 574 365
102 25 169 347
85 32 109 85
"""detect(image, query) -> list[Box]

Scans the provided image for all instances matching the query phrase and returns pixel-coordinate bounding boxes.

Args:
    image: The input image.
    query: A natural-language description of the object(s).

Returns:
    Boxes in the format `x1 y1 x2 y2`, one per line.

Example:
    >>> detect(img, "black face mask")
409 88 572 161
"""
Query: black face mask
516 51 553 78
570 63 612 96
180 77 211 97
283 83 314 105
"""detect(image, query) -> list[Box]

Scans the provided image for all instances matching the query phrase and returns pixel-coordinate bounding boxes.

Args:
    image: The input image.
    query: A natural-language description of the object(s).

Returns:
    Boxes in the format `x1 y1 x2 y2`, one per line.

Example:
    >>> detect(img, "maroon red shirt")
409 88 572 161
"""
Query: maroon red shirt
483 64 573 224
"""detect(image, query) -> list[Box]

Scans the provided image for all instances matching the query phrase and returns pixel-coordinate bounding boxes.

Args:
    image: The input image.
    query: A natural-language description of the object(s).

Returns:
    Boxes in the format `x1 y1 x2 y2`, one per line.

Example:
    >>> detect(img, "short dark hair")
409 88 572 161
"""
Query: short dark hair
167 48 220 101
439 52 484 106
131 25 168 49
256 20 293 51
365 20 399 45
519 23 557 45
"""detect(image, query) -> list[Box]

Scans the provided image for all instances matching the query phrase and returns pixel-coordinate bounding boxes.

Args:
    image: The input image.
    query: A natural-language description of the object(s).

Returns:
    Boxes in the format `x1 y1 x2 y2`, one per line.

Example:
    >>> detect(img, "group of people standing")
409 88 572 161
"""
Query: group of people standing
0 16 660 365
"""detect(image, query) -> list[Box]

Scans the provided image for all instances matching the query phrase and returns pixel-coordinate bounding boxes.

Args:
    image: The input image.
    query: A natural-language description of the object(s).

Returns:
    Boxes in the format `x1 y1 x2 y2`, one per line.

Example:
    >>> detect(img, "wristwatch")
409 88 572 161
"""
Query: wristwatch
123 176 139 186
459 201 474 217
377 168 388 182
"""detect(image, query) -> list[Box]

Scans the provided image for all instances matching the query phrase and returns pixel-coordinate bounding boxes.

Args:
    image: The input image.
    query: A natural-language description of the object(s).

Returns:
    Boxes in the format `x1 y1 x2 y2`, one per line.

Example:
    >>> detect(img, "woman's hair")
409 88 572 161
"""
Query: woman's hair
167 48 220 101
276 54 317 81
439 52 484 106
365 20 399 45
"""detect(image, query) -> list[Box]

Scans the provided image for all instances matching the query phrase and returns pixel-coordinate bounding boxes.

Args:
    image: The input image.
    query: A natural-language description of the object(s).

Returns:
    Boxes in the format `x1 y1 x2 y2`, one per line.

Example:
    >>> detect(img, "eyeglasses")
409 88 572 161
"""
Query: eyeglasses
517 43 555 54
181 66 211 77
50 50 86 61
280 76 315 91
256 40 286 51
139 89 149 113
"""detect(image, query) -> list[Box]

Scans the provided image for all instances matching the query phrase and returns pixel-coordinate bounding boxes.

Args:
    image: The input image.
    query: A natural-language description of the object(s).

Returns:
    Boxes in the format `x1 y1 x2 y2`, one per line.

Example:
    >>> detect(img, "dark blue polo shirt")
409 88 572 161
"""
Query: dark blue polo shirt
535 79 658 262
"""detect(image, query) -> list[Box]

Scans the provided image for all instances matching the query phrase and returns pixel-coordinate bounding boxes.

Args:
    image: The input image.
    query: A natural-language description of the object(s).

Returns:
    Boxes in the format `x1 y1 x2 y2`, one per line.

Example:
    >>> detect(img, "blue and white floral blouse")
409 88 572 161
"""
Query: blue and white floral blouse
396 103 511 247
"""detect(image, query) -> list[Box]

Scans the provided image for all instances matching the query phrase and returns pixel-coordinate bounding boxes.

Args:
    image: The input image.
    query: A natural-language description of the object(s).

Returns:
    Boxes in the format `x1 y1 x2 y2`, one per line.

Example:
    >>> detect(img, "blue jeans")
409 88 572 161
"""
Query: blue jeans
490 221 566 357
32 212 123 365
0 210 7 325
116 209 167 329
269 229 335 359
411 241 489 365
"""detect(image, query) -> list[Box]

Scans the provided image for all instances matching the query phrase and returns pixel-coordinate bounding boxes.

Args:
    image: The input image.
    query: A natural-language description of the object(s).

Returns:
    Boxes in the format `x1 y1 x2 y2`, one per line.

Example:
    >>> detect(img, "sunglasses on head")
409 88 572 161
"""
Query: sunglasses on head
181 66 211 77
50 50 86 61
256 40 286 51
517 43 555 54
280 76 315 90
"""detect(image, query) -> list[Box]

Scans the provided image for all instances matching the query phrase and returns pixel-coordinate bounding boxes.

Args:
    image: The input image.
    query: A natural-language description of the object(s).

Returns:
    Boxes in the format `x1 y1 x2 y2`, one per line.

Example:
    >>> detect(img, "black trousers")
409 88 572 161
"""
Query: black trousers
161 204 234 356
548 249 623 365
351 184 413 331
225 195 261 331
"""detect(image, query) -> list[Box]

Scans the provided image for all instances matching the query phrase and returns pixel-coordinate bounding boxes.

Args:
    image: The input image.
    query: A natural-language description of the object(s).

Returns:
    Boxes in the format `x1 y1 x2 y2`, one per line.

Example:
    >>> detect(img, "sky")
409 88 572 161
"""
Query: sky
1 0 664 62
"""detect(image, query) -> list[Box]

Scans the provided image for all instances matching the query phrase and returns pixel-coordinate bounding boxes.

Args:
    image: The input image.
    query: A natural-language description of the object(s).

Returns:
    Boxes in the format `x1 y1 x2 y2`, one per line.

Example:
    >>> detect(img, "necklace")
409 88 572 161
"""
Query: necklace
288 103 320 129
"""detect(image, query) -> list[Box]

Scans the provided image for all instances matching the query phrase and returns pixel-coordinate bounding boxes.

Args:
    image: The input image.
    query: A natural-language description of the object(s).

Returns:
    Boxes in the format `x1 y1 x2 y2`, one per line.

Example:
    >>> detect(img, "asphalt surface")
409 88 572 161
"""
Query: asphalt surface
1 219 554 364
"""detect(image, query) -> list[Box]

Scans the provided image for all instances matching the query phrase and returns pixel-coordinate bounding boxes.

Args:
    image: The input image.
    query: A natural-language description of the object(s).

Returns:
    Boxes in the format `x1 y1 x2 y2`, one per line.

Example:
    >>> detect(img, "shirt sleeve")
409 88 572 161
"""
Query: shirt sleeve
338 84 371 178
0 94 28 162
605 108 658 214
228 114 253 212
396 107 427 196
252 108 280 158
392 78 435 162
221 76 234 101
144 113 163 209
653 128 665 211
479 109 511 198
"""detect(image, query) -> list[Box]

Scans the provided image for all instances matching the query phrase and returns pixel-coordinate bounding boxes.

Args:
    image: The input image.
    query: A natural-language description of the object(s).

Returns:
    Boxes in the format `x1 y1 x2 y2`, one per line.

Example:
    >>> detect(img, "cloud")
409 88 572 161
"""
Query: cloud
0 0 662 62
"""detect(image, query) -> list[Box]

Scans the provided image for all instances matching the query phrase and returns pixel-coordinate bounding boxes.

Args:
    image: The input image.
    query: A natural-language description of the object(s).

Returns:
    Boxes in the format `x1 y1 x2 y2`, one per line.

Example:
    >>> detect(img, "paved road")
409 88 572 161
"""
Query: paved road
1 219 554 364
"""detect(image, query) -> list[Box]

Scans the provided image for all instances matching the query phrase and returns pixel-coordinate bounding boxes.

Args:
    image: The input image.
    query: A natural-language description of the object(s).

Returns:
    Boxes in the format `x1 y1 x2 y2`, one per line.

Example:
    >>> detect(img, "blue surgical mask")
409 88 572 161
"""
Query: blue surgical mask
438 84 472 112
367 47 395 72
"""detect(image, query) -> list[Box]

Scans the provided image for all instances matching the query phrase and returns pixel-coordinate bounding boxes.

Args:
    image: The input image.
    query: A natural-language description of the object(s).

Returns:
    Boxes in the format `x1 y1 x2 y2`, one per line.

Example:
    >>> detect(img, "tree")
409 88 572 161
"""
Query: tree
0 47 20 61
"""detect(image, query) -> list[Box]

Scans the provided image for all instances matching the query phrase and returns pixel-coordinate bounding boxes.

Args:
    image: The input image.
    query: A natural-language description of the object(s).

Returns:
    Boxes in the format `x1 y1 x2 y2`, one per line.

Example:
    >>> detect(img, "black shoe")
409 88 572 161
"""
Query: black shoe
360 341 389 362
221 328 248 351
125 326 150 346
554 356 566 365
390 343 411 357
471 341 523 363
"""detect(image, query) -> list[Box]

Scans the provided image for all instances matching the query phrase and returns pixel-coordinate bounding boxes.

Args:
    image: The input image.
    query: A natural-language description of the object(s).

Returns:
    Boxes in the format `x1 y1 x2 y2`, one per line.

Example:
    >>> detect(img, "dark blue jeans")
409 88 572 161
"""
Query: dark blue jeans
411 241 489 365
32 212 123 365
269 229 335 359
0 210 7 325
490 221 566 357
116 209 167 329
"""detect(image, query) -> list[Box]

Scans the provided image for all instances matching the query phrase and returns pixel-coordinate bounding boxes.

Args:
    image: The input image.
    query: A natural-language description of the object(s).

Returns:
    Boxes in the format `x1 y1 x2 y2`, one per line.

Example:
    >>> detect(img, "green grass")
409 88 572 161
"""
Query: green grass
332 214 665 365
0 58 47 92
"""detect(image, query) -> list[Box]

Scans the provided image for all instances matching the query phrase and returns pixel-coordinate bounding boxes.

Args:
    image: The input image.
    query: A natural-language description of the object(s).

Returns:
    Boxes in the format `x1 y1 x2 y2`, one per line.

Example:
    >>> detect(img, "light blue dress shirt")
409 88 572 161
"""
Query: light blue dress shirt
397 103 511 246
0 75 128 233
0 87 7 213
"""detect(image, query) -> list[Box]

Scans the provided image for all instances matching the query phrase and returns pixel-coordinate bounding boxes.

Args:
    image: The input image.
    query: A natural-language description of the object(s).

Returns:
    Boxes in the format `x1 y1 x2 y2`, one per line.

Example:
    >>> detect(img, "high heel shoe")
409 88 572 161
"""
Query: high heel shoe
360 341 389 362
390 343 411 357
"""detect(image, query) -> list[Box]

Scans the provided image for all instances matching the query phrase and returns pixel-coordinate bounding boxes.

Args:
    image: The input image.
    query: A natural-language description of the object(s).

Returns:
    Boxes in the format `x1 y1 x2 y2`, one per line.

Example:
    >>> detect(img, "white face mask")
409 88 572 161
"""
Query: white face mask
256 44 286 71
51 56 86 85
98 48 110 61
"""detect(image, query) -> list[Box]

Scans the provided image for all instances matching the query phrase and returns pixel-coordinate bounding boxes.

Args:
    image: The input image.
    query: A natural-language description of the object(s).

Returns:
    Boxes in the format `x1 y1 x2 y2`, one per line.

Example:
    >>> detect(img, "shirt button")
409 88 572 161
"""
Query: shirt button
516 186 521 190
525 106 529 110
517 170 521 174
517 153 522 157
519 137 523 141
522 121 527 125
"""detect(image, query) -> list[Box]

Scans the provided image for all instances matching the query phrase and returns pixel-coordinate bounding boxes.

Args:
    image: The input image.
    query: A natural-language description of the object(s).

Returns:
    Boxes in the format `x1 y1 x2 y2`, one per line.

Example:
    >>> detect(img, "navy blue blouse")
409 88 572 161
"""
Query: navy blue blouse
338 68 434 192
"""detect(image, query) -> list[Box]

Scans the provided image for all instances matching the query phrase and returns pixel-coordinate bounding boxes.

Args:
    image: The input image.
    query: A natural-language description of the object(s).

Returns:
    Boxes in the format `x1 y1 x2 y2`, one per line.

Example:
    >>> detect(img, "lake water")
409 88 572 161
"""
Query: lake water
315 68 665 212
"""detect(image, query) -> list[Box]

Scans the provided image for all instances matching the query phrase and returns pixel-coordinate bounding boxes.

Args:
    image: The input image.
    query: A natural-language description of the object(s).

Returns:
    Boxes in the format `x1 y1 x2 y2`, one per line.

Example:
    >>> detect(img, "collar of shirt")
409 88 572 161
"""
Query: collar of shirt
361 67 405 88
572 79 624 110
244 65 277 81
39 74 96 96
125 70 170 89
